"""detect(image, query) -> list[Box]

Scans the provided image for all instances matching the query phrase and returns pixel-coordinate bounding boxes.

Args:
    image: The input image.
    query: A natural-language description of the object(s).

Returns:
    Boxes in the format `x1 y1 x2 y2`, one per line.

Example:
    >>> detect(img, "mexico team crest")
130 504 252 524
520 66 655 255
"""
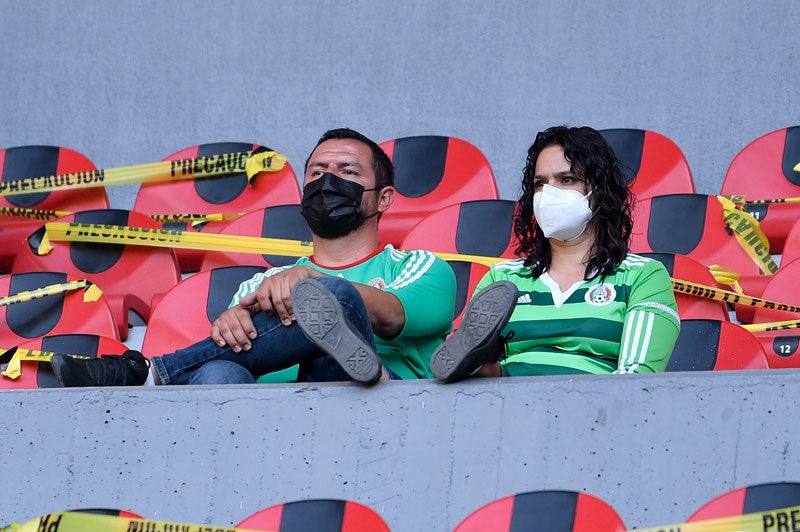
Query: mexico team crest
585 283 616 306
369 278 386 289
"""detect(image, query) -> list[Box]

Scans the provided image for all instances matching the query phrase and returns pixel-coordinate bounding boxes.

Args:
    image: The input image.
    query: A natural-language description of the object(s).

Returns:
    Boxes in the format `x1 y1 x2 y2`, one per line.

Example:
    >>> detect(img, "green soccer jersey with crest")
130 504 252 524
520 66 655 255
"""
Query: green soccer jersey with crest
230 244 456 379
476 254 680 376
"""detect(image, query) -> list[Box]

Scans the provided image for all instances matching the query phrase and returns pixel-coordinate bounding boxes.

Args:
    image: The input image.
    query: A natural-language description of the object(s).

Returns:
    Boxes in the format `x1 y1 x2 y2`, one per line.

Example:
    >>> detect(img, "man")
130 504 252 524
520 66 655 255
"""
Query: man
51 128 457 386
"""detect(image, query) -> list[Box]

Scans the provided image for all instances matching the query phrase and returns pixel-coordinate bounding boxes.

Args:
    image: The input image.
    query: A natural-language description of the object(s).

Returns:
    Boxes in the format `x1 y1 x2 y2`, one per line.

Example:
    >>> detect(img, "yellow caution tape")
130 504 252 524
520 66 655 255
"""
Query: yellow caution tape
743 320 800 333
0 347 89 380
36 222 314 258
716 195 778 275
0 207 72 221
149 212 245 223
671 277 800 313
794 161 800 172
0 510 275 532
0 150 286 197
722 194 800 205
707 264 746 292
0 280 101 307
34 222 511 268
634 503 800 532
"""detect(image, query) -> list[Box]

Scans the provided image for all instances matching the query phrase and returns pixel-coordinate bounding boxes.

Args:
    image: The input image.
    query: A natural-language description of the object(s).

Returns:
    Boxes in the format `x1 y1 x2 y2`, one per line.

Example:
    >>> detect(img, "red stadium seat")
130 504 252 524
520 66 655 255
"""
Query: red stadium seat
0 145 109 272
399 199 518 259
0 333 129 389
11 209 181 339
236 499 390 532
200 204 310 271
687 482 800 523
134 142 302 272
639 253 729 321
141 265 264 358
719 126 800 254
749 258 800 367
630 194 768 277
778 216 800 268
454 490 626 532
447 260 490 329
377 136 499 246
0 271 119 349
666 319 769 371
600 128 695 200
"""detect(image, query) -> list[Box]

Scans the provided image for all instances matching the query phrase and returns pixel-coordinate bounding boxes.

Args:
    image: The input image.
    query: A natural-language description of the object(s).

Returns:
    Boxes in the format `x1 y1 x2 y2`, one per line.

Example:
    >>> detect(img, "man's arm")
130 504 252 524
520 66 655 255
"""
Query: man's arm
351 284 405 338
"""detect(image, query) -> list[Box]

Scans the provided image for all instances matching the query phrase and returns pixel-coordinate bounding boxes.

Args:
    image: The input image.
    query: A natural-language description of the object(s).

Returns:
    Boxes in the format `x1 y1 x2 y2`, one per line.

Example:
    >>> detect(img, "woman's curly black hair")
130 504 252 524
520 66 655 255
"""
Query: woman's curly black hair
514 125 634 279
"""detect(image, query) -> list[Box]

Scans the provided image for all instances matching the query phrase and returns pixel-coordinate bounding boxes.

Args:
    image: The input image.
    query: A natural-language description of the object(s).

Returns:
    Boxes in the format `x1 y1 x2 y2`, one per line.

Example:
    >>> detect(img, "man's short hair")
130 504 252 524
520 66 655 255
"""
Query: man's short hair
305 128 394 189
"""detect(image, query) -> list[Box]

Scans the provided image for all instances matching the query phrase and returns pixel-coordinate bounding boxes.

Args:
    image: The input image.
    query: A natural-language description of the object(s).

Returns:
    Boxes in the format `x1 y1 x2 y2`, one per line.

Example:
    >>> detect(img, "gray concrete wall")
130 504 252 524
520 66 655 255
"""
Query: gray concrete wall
2 1 799 209
2 371 799 530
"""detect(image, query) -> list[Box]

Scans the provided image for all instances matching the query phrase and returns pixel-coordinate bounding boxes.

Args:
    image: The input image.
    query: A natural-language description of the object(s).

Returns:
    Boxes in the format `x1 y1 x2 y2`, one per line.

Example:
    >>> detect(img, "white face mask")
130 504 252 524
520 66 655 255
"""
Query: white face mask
533 183 593 241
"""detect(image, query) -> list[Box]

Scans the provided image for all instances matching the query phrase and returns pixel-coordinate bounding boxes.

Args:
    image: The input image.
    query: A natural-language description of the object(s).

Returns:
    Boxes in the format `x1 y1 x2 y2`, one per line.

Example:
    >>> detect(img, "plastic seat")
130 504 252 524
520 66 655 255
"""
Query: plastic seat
11 209 181 339
141 265 264 358
749 258 800 368
638 253 729 321
377 135 499 246
666 319 769 371
599 128 695 200
454 490 626 532
630 193 768 278
0 145 110 273
447 260 490 329
0 271 119 350
134 142 302 272
236 499 390 532
0 333 129 389
719 126 800 254
687 482 800 522
398 199 518 260
200 204 310 271
778 216 800 268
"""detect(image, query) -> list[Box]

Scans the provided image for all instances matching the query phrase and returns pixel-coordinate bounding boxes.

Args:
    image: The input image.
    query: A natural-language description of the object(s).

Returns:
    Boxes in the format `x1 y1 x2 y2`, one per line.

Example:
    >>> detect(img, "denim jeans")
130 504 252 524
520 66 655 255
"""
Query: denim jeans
151 277 377 385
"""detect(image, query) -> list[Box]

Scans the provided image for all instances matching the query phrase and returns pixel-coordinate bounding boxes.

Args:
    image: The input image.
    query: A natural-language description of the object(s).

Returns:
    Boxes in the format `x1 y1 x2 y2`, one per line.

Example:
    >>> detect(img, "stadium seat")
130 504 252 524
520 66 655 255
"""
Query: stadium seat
377 135 499 246
200 204 310 271
666 319 769 371
599 128 695 200
719 125 800 254
141 265 264 358
447 260 490 329
777 216 800 268
398 199 518 260
630 193 768 278
0 145 109 272
0 271 119 349
453 490 626 532
11 209 181 340
235 499 390 532
749 257 800 368
134 142 302 272
639 253 729 321
0 333 129 389
687 482 800 522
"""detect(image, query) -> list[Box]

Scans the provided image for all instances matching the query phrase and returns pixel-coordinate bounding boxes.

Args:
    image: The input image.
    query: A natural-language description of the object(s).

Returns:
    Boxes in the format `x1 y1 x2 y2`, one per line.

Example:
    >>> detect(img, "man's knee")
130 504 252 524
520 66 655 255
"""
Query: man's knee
188 360 255 385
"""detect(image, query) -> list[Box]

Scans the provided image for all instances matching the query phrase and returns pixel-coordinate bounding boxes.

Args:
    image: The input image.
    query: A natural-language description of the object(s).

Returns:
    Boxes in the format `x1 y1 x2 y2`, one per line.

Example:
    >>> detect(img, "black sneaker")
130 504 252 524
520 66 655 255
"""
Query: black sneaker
51 350 150 387
431 281 518 383
291 279 381 384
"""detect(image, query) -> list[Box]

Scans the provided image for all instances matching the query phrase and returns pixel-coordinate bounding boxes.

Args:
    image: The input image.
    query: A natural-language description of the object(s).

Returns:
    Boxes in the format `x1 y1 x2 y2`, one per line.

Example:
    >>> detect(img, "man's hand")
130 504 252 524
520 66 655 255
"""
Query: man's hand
211 305 258 352
239 265 323 326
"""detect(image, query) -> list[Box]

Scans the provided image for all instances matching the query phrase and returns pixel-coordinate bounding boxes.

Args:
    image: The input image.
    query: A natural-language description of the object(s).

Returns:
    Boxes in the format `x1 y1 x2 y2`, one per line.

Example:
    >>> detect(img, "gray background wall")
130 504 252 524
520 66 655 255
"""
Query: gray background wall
2 2 799 208
2 2 800 531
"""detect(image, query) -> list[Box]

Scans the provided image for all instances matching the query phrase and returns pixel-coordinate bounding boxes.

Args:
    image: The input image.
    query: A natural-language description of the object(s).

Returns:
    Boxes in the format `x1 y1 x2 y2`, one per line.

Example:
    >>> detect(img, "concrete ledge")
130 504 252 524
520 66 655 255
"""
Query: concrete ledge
2 370 799 530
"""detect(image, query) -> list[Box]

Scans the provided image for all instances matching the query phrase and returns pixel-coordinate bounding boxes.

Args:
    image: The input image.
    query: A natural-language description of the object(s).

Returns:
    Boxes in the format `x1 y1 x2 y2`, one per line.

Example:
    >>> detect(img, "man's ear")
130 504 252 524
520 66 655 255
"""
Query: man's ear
377 186 395 213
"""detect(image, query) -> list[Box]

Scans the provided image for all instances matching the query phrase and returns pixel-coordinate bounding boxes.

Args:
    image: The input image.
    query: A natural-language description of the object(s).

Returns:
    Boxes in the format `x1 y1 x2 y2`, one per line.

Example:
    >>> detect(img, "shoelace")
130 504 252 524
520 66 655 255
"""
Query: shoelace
498 331 515 362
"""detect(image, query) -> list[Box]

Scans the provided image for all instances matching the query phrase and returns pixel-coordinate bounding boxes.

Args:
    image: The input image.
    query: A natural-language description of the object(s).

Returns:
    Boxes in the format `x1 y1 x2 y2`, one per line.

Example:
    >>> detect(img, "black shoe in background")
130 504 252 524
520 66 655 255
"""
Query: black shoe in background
51 350 150 387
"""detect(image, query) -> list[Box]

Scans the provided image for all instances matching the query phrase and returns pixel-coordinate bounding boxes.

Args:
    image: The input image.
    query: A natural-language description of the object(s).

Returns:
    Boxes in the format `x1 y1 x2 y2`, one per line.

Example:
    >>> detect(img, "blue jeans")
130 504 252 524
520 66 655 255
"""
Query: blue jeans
151 277 377 385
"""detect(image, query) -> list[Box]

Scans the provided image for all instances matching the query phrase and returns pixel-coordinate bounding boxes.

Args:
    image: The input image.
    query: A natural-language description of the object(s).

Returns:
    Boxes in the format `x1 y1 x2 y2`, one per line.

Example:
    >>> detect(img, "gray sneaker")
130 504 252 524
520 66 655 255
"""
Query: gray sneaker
51 350 150 387
291 279 381 384
431 281 518 382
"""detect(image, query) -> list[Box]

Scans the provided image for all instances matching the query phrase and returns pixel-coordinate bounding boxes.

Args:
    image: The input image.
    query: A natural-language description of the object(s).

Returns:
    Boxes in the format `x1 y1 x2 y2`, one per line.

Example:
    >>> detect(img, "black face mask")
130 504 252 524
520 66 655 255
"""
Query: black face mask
301 172 378 239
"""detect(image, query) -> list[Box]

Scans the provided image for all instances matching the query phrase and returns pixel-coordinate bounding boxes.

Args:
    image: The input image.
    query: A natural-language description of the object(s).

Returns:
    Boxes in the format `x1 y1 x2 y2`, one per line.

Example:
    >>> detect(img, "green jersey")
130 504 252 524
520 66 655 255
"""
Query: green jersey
476 254 680 375
230 245 456 379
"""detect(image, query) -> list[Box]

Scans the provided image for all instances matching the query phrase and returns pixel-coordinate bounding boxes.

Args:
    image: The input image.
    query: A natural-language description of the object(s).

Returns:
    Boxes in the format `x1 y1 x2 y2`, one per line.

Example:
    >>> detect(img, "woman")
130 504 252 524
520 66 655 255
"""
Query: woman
431 125 680 382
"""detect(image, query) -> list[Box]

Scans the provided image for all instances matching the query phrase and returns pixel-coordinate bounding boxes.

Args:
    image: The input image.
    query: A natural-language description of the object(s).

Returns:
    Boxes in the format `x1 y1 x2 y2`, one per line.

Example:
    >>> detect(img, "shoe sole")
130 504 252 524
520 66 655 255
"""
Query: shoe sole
292 279 381 384
431 281 518 382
